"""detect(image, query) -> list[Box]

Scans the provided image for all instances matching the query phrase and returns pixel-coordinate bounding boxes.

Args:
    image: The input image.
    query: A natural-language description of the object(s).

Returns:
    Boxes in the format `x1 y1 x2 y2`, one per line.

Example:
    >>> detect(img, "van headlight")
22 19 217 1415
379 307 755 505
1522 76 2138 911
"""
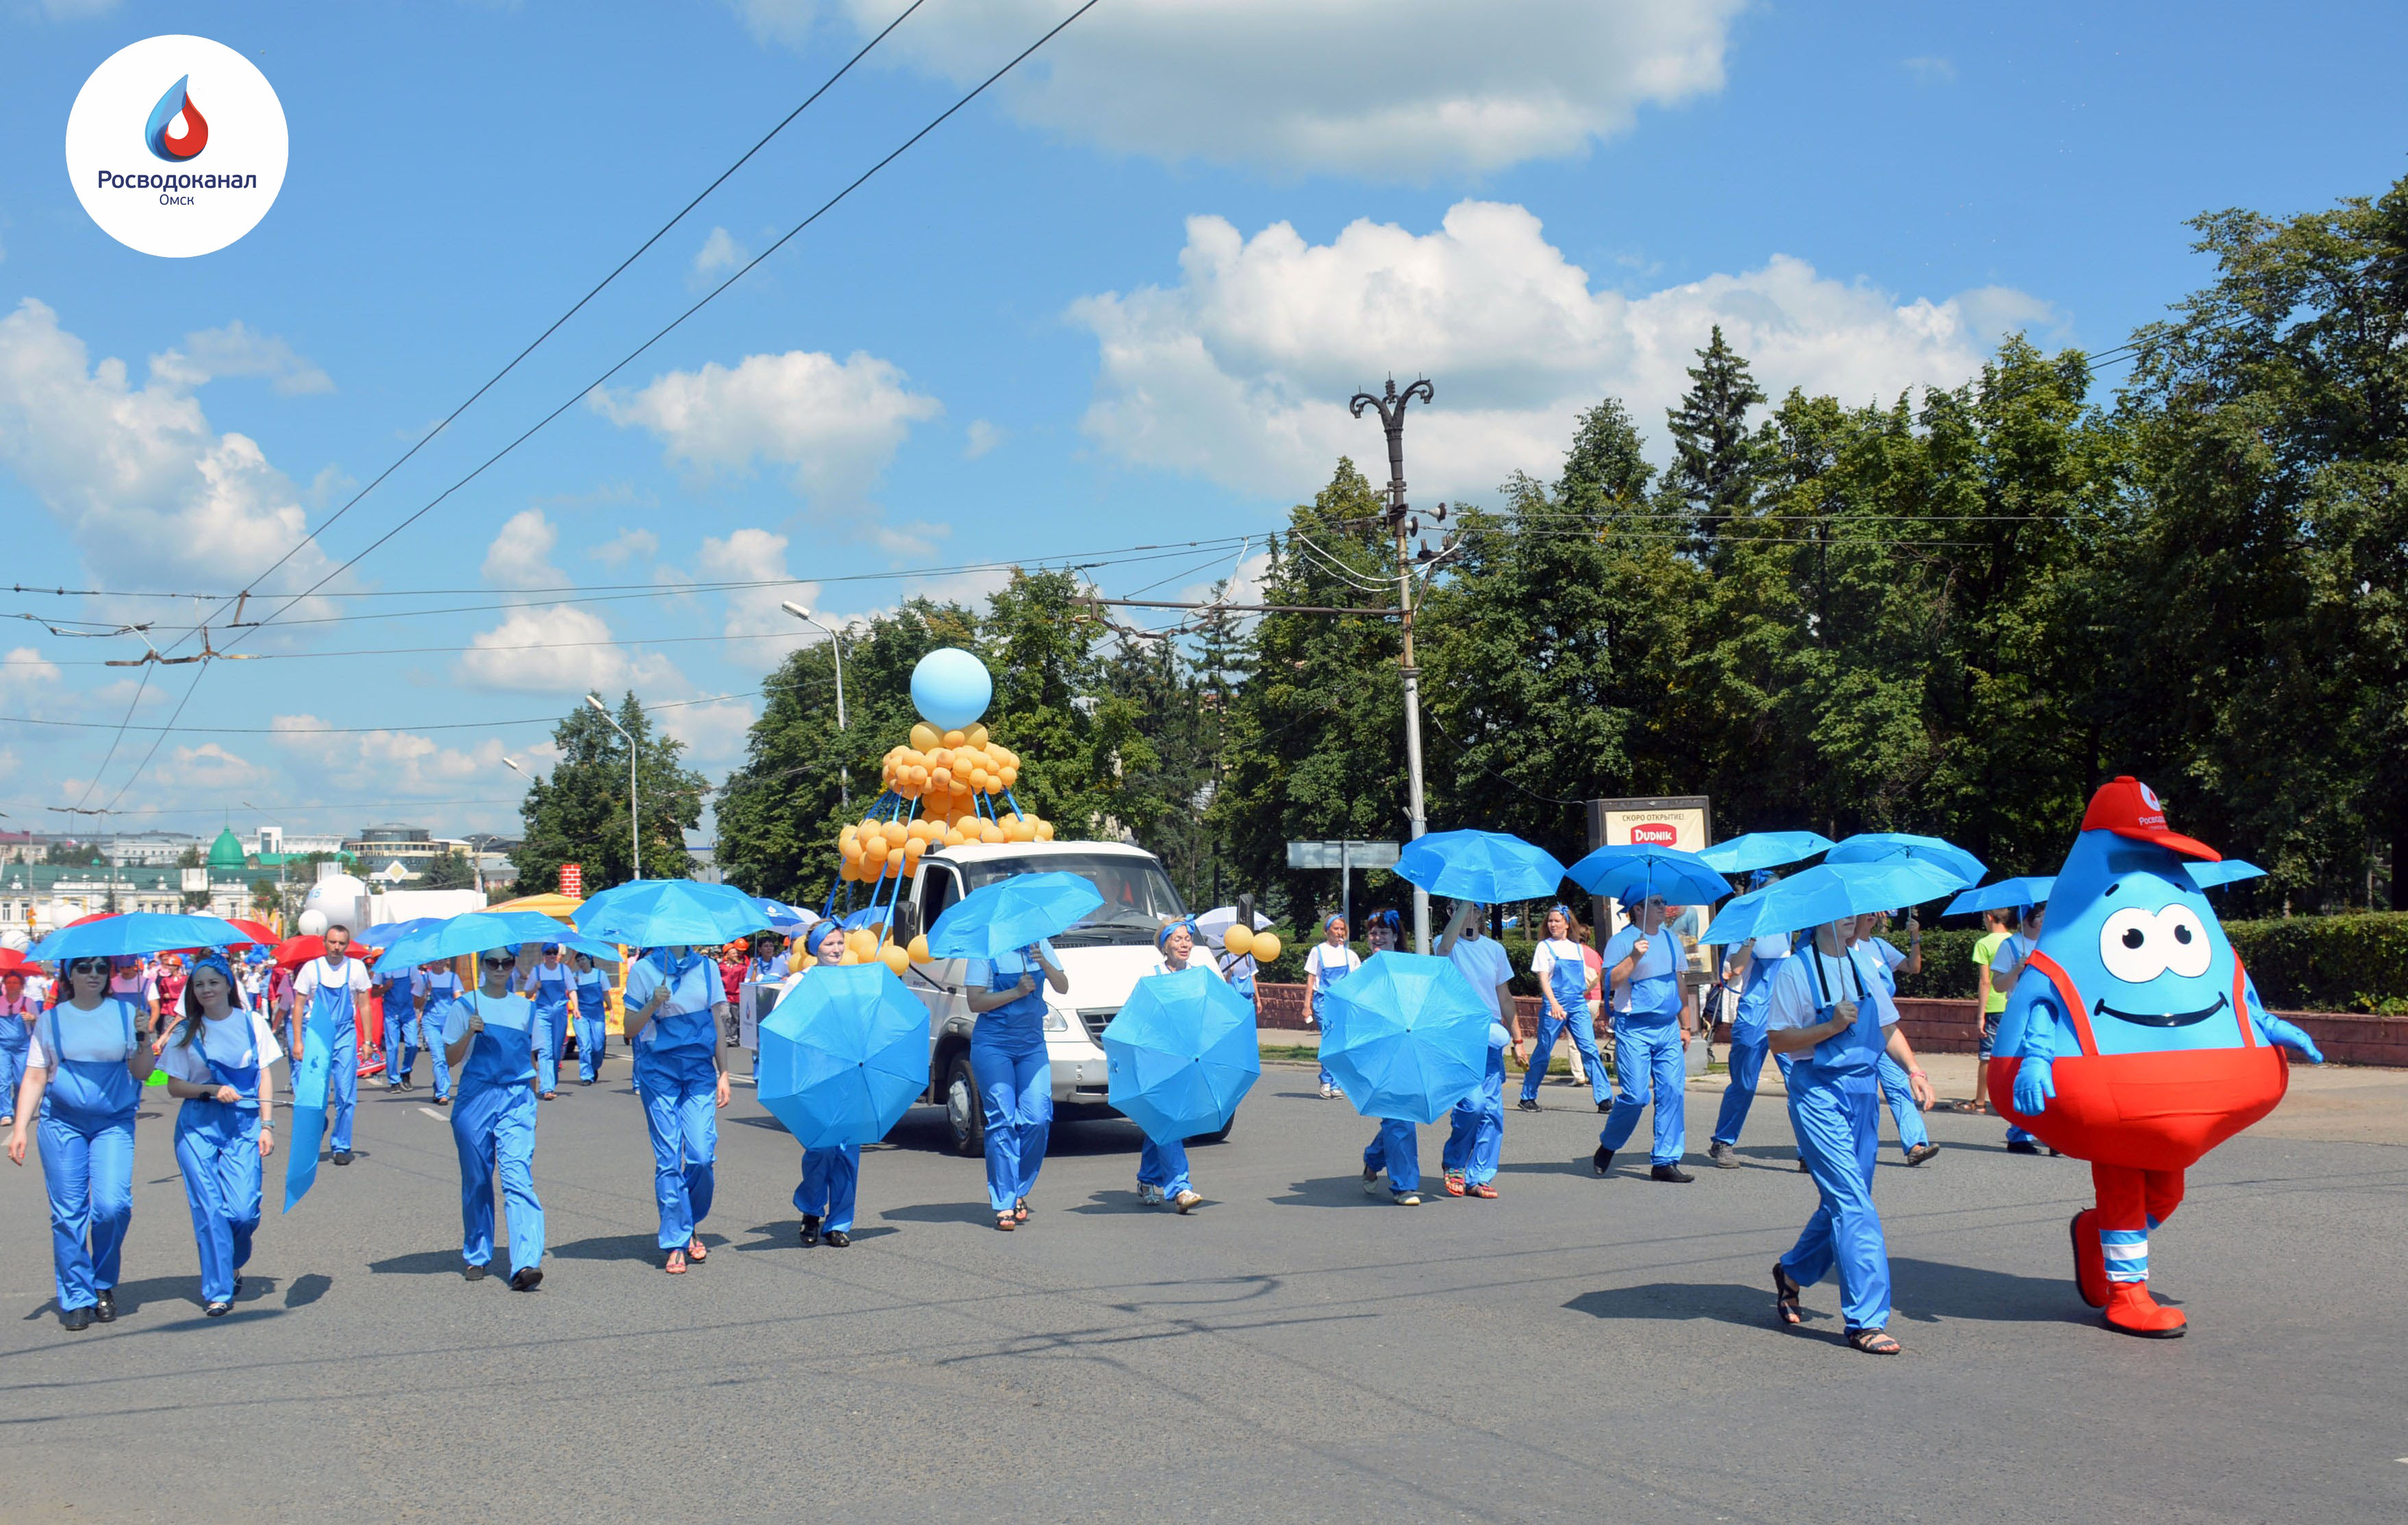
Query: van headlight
1042 1008 1068 1032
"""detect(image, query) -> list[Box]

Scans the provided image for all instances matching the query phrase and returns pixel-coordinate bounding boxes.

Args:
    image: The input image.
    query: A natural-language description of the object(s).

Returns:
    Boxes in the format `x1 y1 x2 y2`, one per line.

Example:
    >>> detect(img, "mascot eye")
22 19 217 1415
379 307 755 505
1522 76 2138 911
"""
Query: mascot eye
2098 907 2168 984
2158 904 2212 978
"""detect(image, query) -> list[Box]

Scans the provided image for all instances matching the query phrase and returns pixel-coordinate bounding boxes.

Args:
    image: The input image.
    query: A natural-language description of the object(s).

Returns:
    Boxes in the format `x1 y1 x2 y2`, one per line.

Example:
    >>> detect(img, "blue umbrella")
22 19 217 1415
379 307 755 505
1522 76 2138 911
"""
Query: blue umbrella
755 964 931 1150
369 910 618 977
1824 832 1986 890
1565 845 1731 907
29 913 253 963
359 916 443 947
1394 829 1568 904
1696 830 1837 874
926 871 1103 960
1318 951 1492 1124
749 895 817 932
572 878 769 947
2185 858 2265 892
1101 967 1262 1142
1943 876 2057 916
1703 860 1968 945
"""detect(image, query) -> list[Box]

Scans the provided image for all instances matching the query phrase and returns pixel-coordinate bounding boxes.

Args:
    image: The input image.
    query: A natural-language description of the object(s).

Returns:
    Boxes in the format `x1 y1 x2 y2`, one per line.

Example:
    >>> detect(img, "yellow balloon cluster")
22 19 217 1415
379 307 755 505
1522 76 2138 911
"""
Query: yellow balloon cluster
877 721 1050 829
1221 924 1283 963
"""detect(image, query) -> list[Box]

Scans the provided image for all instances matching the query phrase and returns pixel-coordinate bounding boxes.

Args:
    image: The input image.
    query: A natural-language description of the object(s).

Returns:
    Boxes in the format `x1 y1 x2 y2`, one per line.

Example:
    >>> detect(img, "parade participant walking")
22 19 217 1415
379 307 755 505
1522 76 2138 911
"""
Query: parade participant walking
7 955 156 1330
623 945 730 1273
1355 911 1425 1204
1767 915 1933 1354
110 956 158 1040
1990 904 2047 1152
290 926 368 1167
966 934 1068 1232
518 944 573 1100
160 954 279 1317
793 921 859 1245
153 954 188 1043
1709 872 1792 1168
1133 921 1215 1214
1969 907 2014 1114
1520 906 1607 1113
570 952 611 1087
1855 912 1940 1165
1594 894 1698 1182
0 970 34 1128
413 959 464 1105
379 961 420 1092
444 943 547 1289
1440 903 1516 1199
747 936 790 986
1303 915 1359 1100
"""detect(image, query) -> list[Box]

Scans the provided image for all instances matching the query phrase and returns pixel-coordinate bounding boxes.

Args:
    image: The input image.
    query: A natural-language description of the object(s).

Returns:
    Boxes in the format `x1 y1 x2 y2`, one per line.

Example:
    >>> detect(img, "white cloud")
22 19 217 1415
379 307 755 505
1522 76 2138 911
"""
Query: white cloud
1071 201 2052 499
655 698 757 764
481 508 567 588
154 741 271 794
775 0 1741 177
690 226 750 290
0 647 62 704
40 0 121 19
150 321 334 396
696 527 820 669
964 419 1005 459
1903 56 1958 85
270 716 512 798
453 606 683 697
589 527 661 567
0 299 342 604
592 348 942 506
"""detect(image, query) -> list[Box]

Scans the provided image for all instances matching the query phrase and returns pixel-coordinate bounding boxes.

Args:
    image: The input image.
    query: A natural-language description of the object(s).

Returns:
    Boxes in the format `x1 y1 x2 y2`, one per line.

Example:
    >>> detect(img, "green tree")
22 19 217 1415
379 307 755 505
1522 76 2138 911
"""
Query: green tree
417 851 477 891
979 568 1163 847
512 693 707 895
1660 324 1769 554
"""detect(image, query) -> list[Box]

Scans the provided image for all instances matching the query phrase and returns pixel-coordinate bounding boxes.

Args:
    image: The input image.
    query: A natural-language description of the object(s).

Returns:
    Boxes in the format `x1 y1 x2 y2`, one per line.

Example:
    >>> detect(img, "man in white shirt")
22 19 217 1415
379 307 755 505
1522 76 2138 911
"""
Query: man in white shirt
1438 902 1518 1198
290 925 371 1166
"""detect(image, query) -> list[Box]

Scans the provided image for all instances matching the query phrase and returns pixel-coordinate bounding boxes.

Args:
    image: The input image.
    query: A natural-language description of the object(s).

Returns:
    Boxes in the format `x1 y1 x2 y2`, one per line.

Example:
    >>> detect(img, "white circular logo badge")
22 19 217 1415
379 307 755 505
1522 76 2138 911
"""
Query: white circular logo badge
64 35 288 258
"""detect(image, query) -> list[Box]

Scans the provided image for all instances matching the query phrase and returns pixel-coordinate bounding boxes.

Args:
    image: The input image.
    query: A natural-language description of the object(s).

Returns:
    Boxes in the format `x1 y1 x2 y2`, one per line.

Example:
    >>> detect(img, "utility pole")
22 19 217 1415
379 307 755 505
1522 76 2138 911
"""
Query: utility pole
586 695 641 882
1350 377 1438 953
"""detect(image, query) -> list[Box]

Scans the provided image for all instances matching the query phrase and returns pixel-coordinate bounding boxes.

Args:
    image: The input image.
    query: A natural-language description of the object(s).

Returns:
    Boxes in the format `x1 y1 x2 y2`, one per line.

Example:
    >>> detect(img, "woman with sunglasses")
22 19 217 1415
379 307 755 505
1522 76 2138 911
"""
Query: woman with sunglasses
7 954 157 1330
792 920 857 1246
623 945 731 1274
444 943 547 1289
160 953 279 1316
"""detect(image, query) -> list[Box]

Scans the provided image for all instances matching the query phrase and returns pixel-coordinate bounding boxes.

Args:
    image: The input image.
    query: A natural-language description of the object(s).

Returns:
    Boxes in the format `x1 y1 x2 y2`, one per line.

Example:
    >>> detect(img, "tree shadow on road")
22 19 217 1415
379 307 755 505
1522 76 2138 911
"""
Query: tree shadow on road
368 1248 474 1276
878 1200 1001 1226
547 1232 673 1263
1270 1177 1427 1208
284 1272 332 1309
1564 1280 1772 1330
1886 1257 2107 1326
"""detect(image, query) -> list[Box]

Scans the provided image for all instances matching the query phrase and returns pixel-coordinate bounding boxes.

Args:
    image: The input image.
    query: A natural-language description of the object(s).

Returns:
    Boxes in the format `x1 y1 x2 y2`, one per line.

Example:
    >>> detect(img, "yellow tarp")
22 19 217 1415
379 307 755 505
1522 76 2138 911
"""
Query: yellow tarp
488 891 584 921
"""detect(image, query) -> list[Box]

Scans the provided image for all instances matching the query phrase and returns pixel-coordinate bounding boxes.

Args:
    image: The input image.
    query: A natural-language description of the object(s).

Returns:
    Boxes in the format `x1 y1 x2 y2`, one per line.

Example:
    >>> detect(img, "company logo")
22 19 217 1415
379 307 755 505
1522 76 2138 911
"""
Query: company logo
1628 823 1679 847
2138 781 2163 811
66 36 287 258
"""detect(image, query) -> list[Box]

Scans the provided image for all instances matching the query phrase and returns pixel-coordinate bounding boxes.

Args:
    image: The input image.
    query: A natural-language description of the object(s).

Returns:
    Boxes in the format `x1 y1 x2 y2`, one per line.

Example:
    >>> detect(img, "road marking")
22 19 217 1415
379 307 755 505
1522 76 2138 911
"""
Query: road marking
418 1106 448 1121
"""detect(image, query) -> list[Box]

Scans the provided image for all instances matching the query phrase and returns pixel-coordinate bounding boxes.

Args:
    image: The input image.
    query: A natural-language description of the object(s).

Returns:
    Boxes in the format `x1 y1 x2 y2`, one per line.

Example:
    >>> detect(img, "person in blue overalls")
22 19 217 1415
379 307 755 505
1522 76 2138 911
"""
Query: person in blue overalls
291 926 369 1166
1990 903 2050 1153
412 959 462 1106
1355 911 1426 1205
569 952 612 1087
747 936 790 987
1519 905 1608 1113
0 969 36 1128
1593 894 1698 1182
160 953 279 1316
443 942 547 1289
1766 914 1933 1354
379 962 420 1092
1854 911 1940 1166
1440 901 1517 1199
966 934 1068 1232
518 945 574 1101
1709 872 1793 1169
1303 915 1359 1100
624 945 730 1274
1133 919 1216 1215
793 921 860 1245
6 954 156 1330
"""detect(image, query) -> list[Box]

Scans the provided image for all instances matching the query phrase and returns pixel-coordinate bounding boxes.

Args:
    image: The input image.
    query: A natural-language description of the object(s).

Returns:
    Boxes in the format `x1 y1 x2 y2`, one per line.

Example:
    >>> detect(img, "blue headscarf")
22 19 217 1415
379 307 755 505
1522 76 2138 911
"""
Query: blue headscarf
647 945 705 979
1154 918 1199 951
187 950 246 1011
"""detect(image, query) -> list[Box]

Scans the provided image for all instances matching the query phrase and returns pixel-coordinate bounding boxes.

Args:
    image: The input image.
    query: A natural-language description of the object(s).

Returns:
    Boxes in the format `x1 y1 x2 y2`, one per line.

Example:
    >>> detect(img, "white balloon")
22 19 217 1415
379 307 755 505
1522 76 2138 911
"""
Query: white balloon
297 908 329 938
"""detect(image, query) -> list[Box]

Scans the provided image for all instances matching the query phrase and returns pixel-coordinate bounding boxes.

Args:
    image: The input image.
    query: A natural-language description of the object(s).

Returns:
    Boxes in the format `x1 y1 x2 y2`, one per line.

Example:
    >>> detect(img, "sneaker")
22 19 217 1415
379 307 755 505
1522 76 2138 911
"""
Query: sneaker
2006 1139 2041 1155
1591 1145 1614 1177
1650 1163 1695 1184
1515 1097 1542 1113
1468 1182 1498 1199
508 1266 544 1292
1137 1183 1166 1206
1391 1191 1421 1206
1319 1084 1338 1100
331 1150 353 1166
1707 1141 1740 1169
1362 1166 1385 1195
1442 1171 1467 1197
1904 1143 1940 1167
1172 1191 1201 1215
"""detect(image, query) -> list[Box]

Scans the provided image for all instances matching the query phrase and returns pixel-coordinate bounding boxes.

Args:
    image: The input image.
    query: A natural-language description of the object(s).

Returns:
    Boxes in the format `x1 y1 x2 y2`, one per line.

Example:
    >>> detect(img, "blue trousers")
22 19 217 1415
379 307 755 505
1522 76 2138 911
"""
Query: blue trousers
0 1040 27 1122
1362 1119 1420 1193
384 1008 418 1088
38 1109 134 1311
971 1026 1051 1214
1138 1137 1190 1197
174 1100 262 1304
634 1048 718 1251
1781 1082 1890 1332
794 1145 860 1233
453 1081 543 1275
1520 1005 1607 1104
1312 991 1337 1089
1876 1054 1929 1154
1443 1046 1506 1185
325 1025 358 1152
1711 1025 1770 1146
532 1005 568 1094
574 1015 607 1083
1598 1019 1687 1166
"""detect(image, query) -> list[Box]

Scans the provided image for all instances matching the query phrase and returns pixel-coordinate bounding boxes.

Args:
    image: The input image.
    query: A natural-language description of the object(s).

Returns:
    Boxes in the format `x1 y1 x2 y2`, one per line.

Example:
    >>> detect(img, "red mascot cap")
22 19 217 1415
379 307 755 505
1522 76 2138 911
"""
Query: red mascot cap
2079 776 2220 862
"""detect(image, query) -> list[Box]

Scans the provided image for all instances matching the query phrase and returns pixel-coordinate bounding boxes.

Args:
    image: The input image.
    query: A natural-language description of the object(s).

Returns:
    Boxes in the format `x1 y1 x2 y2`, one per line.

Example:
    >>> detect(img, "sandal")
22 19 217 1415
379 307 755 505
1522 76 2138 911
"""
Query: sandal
665 1250 688 1274
1013 1197 1031 1223
994 1214 1016 1232
1846 1327 1902 1355
1772 1262 1803 1326
686 1237 707 1263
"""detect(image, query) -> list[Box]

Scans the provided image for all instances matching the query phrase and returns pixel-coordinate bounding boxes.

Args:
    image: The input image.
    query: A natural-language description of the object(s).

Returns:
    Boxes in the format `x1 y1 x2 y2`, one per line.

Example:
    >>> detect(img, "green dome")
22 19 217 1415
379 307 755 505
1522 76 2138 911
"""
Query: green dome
208 827 246 870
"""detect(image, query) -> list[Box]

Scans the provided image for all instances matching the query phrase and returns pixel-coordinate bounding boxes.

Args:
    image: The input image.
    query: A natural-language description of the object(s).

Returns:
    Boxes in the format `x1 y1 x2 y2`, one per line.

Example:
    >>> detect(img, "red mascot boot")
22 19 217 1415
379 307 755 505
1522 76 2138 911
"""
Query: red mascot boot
2068 1209 2107 1309
2103 1281 2187 1338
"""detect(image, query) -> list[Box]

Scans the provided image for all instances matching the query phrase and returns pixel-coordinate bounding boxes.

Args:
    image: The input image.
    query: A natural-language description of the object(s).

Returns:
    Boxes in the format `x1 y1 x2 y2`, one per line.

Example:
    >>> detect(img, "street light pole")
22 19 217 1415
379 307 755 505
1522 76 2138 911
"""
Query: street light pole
781 603 850 807
1349 377 1436 953
585 695 640 882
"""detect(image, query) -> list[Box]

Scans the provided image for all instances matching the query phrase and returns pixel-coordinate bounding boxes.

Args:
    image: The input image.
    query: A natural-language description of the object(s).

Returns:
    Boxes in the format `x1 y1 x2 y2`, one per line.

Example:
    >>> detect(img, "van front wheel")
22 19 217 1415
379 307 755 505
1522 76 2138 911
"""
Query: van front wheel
945 1052 984 1157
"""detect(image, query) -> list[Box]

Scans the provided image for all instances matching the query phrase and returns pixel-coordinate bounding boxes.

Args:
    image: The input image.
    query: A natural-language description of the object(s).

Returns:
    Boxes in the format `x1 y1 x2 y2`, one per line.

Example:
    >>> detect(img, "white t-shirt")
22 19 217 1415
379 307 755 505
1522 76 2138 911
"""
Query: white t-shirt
1150 956 1225 981
1529 937 1584 994
1303 943 1360 991
161 1010 284 1085
965 939 1062 993
1447 935 1515 1020
28 999 142 1069
297 956 370 999
414 967 465 1002
1764 945 1896 1033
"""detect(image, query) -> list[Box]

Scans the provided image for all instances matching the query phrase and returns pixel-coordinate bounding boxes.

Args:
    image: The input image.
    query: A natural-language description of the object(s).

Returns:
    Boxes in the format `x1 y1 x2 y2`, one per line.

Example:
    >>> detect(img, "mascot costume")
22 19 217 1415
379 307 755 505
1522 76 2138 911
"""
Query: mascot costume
1992 776 2324 1338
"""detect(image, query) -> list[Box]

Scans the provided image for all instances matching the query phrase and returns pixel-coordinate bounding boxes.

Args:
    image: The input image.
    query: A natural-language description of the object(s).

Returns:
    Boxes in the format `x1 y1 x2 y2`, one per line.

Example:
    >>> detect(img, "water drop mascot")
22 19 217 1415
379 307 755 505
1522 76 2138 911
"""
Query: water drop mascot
792 919 860 1246
1993 777 2324 1338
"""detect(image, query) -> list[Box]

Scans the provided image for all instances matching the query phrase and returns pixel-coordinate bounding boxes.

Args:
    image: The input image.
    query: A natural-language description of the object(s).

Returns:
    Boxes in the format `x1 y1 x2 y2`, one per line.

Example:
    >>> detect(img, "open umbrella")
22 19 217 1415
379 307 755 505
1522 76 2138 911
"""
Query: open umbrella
369 911 617 977
271 934 356 971
926 871 1103 960
1394 829 1569 904
1696 831 1837 875
1565 845 1731 908
1943 876 2057 917
1703 860 1967 945
749 895 818 933
220 916 278 945
571 879 769 947
29 912 255 963
2185 858 2265 892
1319 951 1492 1124
1192 905 1272 945
755 964 931 1150
1101 967 1262 1142
359 916 443 947
0 949 36 976
1824 832 1986 890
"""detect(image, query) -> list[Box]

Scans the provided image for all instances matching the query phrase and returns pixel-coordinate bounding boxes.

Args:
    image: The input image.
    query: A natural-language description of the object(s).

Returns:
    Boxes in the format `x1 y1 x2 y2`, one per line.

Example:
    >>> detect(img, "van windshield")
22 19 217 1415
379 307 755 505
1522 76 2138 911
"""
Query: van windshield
957 853 1190 946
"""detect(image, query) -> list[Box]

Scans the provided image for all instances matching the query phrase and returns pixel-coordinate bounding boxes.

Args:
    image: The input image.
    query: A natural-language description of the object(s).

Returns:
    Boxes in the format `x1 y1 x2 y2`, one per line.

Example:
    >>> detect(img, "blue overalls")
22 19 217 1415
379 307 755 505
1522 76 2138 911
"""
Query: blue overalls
1521 939 1607 1106
1442 1012 1508 1188
34 1000 142 1313
417 971 461 1102
527 963 573 1095
573 971 610 1084
450 993 544 1276
631 958 720 1252
0 994 32 1124
1309 947 1355 1092
1711 936 1790 1148
1598 926 1690 1167
381 971 418 1087
303 960 360 1154
1779 945 1896 1335
794 1143 860 1233
970 945 1053 1215
1993 932 2040 1146
1865 941 1930 1156
173 1017 264 1305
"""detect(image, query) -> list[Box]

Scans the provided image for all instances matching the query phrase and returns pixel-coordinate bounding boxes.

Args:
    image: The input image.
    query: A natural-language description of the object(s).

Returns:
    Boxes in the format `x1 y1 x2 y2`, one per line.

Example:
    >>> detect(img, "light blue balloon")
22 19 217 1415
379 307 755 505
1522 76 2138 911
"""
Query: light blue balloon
911 647 992 730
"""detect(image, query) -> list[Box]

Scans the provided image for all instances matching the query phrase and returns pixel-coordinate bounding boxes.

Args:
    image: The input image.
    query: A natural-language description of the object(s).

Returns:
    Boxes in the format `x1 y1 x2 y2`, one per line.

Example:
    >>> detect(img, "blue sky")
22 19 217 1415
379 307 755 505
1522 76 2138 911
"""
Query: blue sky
2 0 2401 845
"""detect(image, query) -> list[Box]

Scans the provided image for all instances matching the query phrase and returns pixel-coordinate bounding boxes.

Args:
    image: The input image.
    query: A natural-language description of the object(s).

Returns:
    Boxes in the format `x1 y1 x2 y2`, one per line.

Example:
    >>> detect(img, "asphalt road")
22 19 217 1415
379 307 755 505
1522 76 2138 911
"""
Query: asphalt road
3 1060 2403 1524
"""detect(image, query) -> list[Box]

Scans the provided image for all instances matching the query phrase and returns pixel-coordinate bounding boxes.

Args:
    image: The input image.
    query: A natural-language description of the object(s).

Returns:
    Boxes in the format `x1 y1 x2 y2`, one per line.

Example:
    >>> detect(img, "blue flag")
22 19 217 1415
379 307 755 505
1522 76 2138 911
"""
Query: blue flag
281 982 338 1213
